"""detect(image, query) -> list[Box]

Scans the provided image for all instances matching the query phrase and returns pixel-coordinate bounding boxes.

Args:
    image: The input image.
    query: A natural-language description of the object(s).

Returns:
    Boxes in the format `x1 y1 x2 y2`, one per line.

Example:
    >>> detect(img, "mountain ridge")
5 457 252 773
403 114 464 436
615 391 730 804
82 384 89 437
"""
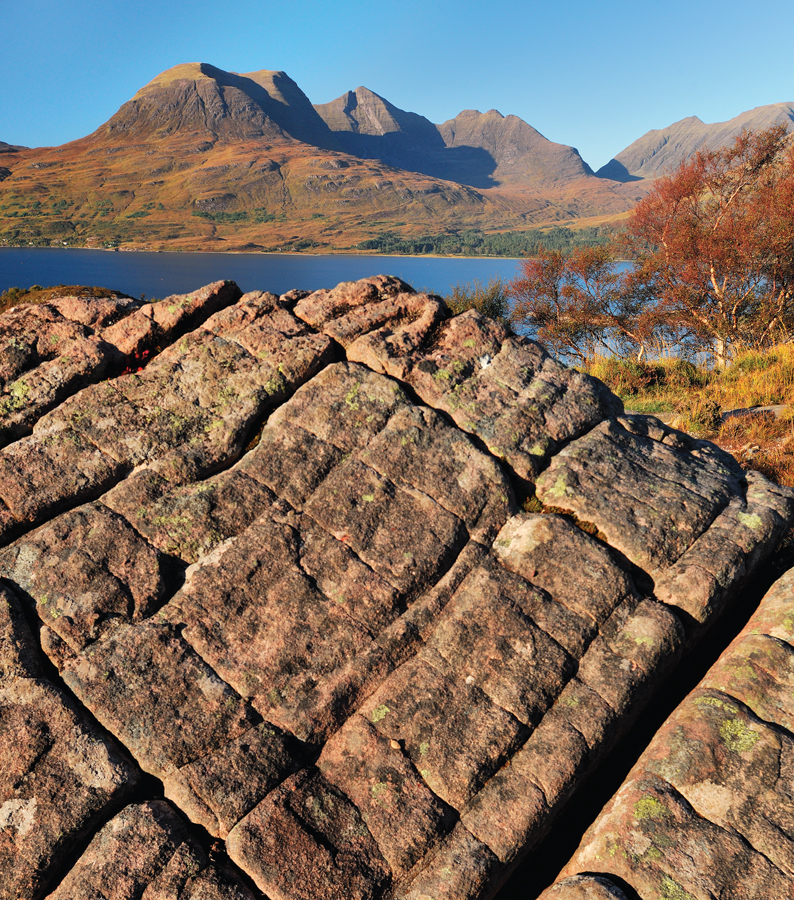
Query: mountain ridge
314 88 592 189
598 102 794 181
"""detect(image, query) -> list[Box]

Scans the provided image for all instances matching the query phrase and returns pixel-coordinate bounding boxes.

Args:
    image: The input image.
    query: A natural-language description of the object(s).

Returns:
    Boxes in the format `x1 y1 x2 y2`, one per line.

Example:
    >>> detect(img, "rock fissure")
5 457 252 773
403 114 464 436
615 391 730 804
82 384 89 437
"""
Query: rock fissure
3 276 794 900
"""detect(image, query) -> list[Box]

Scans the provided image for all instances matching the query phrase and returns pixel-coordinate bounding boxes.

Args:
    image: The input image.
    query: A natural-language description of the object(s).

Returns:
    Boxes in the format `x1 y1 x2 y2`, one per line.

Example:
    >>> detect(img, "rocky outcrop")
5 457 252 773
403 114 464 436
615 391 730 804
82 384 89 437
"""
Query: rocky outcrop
541 564 794 899
0 277 791 900
0 583 138 899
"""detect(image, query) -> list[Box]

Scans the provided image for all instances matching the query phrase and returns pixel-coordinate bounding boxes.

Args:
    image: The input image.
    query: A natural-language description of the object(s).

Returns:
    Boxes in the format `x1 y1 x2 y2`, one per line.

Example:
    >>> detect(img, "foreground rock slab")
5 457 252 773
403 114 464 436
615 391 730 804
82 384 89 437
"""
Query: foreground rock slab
46 801 255 900
0 276 790 900
542 566 794 900
0 585 138 900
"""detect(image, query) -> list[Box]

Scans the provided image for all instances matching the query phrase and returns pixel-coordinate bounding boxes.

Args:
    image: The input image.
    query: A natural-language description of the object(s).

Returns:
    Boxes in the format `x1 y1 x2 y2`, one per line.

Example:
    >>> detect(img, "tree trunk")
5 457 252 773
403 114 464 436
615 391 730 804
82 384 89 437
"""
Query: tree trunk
714 337 729 369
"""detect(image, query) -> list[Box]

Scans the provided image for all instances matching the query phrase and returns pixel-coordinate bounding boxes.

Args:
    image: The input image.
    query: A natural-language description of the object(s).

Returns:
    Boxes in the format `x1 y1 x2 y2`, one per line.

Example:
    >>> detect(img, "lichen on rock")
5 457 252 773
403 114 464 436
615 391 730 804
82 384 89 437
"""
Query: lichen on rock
0 276 791 900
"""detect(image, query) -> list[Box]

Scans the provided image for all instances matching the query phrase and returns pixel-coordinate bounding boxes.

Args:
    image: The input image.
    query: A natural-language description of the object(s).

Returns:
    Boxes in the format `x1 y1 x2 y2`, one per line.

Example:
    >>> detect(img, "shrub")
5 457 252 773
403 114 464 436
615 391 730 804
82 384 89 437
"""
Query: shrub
588 357 664 396
663 358 702 390
675 396 723 434
446 277 511 324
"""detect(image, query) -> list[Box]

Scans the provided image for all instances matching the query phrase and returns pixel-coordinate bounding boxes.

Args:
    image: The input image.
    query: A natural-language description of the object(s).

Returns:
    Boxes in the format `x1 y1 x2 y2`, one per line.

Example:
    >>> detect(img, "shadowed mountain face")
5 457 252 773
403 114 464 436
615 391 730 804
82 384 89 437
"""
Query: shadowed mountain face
315 89 592 189
315 87 496 188
0 143 22 182
100 62 342 151
598 102 794 181
437 109 593 187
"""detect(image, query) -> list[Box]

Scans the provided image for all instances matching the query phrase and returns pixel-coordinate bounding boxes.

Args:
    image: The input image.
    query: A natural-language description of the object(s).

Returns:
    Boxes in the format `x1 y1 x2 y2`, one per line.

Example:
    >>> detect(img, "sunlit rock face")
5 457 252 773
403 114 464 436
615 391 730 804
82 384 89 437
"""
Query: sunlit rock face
0 276 791 900
542 564 794 900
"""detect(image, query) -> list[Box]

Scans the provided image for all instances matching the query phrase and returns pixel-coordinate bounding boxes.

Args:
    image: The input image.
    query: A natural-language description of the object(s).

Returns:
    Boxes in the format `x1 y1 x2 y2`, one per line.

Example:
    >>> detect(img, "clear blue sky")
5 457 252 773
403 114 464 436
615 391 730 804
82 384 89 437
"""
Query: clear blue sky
3 0 793 171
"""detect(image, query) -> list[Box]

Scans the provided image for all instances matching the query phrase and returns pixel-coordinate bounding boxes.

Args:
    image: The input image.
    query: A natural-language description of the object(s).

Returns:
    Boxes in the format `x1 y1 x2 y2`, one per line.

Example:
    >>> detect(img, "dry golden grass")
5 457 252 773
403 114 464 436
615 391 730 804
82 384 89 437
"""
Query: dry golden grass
590 347 794 419
716 411 794 488
587 346 794 488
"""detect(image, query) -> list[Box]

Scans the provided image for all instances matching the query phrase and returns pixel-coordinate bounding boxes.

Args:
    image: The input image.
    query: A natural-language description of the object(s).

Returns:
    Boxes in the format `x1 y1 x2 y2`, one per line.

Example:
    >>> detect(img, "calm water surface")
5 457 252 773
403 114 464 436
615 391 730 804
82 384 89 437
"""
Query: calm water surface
0 247 522 299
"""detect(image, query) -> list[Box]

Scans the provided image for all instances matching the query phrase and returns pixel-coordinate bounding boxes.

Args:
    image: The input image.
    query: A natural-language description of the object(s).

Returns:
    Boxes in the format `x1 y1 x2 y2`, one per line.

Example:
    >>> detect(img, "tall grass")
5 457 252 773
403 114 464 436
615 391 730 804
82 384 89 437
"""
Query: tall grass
586 345 794 487
445 277 511 325
587 345 794 414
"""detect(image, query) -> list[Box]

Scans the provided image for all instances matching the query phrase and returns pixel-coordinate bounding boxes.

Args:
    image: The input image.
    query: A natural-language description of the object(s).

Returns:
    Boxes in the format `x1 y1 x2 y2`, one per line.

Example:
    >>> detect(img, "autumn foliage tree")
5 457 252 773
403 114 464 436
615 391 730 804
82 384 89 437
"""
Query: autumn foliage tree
623 124 794 364
509 125 794 366
508 244 653 364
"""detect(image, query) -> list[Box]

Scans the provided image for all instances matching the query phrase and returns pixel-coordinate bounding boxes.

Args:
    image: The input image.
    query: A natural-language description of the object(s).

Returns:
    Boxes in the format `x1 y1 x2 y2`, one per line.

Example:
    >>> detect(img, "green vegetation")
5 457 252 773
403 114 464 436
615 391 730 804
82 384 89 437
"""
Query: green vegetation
265 237 325 251
192 210 249 224
191 207 277 225
356 226 611 258
445 277 512 325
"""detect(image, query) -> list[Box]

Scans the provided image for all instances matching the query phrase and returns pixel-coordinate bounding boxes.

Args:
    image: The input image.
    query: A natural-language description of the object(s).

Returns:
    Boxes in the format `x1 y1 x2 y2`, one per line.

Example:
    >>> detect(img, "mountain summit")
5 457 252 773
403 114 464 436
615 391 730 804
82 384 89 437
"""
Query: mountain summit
100 63 341 150
598 102 794 181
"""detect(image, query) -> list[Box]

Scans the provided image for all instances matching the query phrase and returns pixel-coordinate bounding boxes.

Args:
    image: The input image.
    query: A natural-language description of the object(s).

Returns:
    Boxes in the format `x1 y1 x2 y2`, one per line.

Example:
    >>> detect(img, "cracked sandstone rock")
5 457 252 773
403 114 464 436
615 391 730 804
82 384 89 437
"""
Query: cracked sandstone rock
0 583 138 900
0 276 790 900
541 565 794 899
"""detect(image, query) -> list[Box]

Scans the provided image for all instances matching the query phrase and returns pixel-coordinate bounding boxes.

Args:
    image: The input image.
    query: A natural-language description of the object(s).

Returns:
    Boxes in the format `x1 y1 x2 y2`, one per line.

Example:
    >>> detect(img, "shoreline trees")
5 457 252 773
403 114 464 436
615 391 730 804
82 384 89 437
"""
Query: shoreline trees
508 125 794 367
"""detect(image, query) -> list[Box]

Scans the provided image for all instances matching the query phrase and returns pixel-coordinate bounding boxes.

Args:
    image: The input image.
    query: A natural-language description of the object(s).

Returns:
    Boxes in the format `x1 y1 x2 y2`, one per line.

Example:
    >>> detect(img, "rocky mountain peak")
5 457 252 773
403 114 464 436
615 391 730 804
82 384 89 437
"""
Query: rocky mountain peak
437 108 593 184
98 63 340 149
315 86 441 145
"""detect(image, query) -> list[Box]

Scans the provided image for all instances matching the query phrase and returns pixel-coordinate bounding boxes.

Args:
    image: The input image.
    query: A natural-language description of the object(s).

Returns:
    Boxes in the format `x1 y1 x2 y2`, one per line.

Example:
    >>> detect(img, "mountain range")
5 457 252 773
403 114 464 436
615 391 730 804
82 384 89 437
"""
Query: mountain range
0 62 790 253
313 87 594 189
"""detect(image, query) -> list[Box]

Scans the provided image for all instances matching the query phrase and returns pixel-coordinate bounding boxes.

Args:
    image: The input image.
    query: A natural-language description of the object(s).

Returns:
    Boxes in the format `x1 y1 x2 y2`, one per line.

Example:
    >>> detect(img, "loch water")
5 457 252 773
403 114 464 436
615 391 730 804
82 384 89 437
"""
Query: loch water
0 247 523 299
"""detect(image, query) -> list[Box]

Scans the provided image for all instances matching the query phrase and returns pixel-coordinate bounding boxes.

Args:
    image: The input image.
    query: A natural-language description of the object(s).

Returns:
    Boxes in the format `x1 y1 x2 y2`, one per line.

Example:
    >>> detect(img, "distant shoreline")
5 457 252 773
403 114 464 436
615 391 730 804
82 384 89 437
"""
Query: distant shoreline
0 244 528 262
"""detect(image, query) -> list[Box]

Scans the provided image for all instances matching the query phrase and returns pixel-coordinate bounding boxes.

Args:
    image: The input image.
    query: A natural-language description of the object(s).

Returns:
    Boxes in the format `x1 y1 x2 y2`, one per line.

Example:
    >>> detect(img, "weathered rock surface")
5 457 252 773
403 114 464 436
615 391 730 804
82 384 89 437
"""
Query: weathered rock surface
542 565 794 900
0 583 138 900
0 276 790 900
0 282 241 451
46 801 255 899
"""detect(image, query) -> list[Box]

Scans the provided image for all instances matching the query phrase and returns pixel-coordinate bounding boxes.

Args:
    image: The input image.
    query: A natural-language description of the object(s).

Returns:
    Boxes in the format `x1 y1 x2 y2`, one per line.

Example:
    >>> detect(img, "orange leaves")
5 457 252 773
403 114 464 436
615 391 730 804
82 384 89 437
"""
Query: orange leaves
623 125 794 358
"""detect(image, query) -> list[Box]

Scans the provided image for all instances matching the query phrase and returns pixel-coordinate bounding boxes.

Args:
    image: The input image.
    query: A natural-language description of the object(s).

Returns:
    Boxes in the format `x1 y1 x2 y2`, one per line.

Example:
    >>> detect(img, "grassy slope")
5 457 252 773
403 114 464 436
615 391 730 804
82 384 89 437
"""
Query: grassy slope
0 131 640 253
588 347 794 487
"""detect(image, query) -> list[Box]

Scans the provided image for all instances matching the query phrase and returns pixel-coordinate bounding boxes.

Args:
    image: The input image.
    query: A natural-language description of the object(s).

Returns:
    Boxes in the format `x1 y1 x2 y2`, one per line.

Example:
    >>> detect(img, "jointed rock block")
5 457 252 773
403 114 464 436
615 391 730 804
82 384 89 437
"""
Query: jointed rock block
0 277 790 900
